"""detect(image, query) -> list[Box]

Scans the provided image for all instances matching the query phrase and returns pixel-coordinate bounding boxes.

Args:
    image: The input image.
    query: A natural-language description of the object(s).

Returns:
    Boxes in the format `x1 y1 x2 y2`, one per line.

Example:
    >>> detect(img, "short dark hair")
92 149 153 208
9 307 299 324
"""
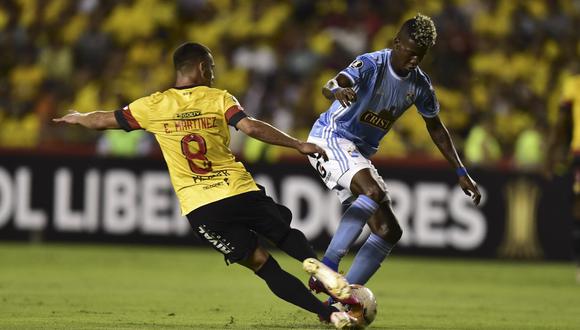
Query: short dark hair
400 14 437 48
173 42 211 71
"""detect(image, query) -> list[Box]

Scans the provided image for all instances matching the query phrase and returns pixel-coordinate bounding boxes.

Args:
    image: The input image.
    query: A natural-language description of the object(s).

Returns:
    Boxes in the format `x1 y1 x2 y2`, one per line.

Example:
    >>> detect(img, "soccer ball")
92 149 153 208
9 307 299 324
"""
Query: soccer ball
333 284 377 329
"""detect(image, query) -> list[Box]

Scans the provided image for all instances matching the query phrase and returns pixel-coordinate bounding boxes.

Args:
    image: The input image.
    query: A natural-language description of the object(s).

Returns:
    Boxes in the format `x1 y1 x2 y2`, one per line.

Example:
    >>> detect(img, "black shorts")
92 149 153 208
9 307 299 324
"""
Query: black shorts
186 188 292 265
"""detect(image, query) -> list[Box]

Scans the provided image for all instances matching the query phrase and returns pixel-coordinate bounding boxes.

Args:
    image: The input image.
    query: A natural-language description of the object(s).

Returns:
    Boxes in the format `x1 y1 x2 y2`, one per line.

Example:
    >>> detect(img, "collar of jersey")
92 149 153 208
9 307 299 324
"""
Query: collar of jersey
173 83 207 90
387 52 410 81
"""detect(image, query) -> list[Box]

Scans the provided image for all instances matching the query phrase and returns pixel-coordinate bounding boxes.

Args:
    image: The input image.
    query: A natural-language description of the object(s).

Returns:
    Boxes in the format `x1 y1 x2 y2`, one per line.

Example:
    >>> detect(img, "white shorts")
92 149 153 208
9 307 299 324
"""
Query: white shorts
307 136 389 204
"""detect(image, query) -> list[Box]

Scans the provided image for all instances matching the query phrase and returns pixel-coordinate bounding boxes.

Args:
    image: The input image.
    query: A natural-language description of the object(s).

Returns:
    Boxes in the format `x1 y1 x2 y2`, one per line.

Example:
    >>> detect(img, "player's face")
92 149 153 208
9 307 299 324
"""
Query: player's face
391 36 427 75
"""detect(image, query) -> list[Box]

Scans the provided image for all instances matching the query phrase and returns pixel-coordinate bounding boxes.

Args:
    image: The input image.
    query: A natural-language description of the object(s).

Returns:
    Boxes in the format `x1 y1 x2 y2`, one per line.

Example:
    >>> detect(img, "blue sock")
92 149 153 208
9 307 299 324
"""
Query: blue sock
321 256 338 272
323 195 378 271
346 233 394 285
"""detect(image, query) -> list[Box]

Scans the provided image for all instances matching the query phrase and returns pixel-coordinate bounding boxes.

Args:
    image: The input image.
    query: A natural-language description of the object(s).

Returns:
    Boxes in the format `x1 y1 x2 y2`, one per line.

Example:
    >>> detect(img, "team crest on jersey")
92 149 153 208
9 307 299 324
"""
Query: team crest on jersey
405 91 415 105
350 59 363 69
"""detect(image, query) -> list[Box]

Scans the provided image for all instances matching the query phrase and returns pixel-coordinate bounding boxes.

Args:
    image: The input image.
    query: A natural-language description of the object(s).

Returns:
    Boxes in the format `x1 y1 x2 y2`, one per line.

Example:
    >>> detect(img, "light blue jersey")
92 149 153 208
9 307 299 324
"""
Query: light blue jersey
310 49 439 158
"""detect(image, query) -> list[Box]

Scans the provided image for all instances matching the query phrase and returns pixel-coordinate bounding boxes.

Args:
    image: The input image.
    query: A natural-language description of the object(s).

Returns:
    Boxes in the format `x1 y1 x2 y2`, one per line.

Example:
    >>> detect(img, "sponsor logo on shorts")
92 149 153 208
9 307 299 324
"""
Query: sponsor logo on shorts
197 225 233 254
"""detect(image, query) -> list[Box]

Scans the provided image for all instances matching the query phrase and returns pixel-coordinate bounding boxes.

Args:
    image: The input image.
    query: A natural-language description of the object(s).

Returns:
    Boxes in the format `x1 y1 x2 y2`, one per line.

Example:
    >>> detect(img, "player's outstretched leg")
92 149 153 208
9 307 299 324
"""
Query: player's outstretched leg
303 258 359 305
276 228 318 262
241 245 356 327
346 202 402 285
273 227 359 305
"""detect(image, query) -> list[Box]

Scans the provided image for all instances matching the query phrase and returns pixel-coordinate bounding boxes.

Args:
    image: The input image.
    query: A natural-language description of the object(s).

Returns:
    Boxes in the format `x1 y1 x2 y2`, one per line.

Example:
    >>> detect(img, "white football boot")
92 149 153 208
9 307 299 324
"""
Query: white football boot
330 311 358 329
303 258 352 301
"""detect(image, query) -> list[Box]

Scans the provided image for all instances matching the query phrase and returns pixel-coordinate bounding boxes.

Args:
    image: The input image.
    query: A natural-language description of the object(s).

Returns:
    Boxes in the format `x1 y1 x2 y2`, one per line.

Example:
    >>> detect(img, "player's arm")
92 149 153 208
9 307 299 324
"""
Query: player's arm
545 101 573 178
236 117 328 160
53 110 120 130
322 73 357 107
424 115 482 205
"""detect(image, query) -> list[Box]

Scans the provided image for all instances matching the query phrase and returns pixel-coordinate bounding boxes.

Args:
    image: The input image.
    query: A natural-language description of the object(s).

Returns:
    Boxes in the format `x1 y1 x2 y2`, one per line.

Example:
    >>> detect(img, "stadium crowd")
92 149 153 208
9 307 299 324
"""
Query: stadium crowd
0 0 578 168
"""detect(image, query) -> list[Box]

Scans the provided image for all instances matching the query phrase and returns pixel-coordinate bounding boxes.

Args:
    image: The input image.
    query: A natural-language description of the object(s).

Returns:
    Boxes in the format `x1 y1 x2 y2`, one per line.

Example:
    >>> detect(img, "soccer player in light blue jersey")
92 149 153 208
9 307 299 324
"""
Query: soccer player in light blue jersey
307 14 482 294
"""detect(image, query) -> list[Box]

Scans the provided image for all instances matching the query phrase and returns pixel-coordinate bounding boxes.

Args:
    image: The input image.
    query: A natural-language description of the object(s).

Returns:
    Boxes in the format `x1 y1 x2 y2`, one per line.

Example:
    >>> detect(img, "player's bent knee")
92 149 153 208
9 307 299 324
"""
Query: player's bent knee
241 246 270 272
370 217 402 244
361 186 385 204
373 225 402 244
387 223 403 243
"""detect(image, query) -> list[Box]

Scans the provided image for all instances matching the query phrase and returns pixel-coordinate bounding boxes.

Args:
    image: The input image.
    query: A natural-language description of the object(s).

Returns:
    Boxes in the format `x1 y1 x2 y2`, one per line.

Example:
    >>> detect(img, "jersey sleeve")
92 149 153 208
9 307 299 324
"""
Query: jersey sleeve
223 92 247 127
338 53 377 86
414 72 440 118
114 96 150 131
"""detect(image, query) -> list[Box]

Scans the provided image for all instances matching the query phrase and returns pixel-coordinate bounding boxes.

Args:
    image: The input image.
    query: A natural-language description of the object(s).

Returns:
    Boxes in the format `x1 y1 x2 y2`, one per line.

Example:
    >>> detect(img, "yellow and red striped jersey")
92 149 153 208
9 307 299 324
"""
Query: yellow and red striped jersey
115 85 259 215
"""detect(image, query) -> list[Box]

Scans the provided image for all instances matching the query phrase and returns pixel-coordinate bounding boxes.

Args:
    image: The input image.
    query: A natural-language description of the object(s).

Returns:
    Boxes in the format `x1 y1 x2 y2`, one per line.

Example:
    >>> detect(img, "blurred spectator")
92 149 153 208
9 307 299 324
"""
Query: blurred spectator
513 120 546 171
464 115 502 167
96 130 154 157
0 0 577 167
74 14 110 74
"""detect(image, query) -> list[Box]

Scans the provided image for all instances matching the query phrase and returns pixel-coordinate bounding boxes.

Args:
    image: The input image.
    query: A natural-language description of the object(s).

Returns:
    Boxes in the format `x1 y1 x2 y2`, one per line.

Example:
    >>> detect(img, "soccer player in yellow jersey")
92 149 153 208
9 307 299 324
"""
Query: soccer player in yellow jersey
546 66 580 283
54 42 357 328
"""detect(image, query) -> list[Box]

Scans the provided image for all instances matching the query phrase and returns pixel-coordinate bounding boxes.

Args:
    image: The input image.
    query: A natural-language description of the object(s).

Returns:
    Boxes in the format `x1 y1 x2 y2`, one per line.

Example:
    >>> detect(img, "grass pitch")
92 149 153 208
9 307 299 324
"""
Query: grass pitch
0 243 579 329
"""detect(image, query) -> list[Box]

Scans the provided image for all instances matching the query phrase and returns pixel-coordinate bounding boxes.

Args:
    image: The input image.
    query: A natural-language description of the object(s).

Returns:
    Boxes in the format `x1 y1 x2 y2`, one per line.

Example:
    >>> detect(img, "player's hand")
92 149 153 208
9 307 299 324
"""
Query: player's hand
334 88 357 108
52 110 83 125
459 175 481 206
297 142 328 161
